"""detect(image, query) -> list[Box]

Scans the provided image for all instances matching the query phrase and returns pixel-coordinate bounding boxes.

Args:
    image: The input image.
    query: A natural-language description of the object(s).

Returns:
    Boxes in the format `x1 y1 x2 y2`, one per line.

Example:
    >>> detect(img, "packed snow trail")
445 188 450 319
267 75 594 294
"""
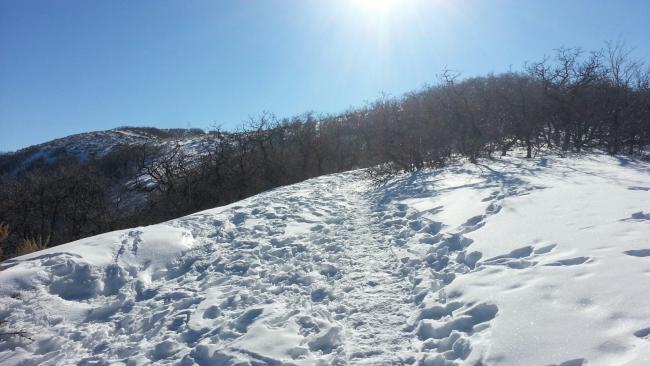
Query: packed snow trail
323 178 417 363
0 169 498 365
2 153 650 365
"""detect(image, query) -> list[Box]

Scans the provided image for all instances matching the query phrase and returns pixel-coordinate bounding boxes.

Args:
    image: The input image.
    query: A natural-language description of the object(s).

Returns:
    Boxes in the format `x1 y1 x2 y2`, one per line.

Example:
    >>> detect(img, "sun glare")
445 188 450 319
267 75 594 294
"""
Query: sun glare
351 0 398 14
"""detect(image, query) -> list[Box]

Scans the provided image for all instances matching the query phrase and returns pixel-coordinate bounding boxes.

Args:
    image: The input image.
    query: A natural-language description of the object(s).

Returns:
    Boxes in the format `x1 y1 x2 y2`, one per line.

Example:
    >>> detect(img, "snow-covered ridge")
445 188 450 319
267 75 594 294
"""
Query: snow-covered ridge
0 127 209 175
1 153 649 365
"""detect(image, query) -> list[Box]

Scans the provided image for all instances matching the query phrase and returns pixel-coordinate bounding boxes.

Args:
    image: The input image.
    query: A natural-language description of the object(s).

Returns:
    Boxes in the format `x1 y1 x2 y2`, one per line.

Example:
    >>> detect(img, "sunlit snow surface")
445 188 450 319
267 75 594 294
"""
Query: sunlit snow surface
1 153 650 365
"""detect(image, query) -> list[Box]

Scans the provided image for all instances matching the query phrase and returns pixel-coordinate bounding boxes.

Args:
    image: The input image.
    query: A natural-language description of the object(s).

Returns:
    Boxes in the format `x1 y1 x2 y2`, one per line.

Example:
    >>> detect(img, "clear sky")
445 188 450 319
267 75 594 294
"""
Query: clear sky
1 0 649 152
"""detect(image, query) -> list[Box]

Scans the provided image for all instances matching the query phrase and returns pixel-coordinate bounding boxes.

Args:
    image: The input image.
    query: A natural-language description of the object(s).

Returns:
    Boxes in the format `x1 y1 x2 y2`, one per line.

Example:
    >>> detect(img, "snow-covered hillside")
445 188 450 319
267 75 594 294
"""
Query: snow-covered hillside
0 127 208 176
1 153 649 365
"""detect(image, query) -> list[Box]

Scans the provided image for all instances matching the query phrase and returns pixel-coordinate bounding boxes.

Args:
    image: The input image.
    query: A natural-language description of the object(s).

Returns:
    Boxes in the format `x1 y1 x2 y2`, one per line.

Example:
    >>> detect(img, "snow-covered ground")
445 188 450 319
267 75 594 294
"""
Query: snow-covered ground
1 153 649 365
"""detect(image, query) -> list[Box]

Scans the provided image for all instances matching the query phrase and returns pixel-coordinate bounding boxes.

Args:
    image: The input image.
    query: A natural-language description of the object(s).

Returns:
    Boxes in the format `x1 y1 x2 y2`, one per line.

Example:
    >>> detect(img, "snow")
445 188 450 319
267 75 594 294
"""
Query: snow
1 152 650 365
3 128 212 179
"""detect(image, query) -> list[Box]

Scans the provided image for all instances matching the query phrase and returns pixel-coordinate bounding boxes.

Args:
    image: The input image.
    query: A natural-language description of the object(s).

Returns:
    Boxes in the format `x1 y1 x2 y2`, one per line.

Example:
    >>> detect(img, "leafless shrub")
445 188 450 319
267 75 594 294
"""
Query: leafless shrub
15 236 50 257
0 223 9 259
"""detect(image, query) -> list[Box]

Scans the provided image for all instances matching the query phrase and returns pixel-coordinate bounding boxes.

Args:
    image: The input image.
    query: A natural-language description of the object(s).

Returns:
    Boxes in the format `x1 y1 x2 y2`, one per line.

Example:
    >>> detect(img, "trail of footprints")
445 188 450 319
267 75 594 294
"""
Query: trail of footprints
370 179 604 365
370 188 506 365
622 208 650 346
3 172 633 366
481 243 593 270
124 178 593 364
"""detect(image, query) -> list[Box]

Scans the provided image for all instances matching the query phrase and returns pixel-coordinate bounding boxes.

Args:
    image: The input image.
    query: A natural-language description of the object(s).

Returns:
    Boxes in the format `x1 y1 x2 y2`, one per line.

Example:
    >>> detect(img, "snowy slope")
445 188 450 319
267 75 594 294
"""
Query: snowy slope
0 127 209 176
1 153 649 365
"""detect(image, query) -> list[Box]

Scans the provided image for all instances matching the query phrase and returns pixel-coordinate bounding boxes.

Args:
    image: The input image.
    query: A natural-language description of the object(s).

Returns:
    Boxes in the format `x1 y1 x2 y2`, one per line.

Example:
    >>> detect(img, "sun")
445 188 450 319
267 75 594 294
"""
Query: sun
346 0 402 29
350 0 398 15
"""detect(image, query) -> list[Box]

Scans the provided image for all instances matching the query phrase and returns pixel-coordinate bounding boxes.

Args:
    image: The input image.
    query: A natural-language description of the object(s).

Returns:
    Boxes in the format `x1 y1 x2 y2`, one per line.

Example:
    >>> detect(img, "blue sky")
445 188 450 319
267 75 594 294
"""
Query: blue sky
1 0 649 152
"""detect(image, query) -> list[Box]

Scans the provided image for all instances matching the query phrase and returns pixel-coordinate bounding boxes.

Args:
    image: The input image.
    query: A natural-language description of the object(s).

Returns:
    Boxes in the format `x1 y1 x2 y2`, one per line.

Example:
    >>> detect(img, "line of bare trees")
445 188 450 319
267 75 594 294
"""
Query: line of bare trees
0 42 648 258
366 42 649 176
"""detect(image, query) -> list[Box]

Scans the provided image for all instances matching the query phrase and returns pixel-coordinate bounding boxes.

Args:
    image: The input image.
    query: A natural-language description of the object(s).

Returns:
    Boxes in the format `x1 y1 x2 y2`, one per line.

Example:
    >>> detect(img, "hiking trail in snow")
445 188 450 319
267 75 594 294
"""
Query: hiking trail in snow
2 153 650 366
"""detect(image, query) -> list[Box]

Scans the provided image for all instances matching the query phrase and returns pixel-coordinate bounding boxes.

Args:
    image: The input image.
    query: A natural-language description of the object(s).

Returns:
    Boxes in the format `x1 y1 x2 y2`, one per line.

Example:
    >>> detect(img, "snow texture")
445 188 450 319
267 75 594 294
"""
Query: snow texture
1 152 650 365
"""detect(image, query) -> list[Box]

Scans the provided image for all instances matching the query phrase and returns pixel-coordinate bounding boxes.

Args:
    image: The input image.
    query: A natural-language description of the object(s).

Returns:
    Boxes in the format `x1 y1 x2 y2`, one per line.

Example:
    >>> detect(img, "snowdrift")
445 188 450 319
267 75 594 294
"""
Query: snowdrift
1 153 649 365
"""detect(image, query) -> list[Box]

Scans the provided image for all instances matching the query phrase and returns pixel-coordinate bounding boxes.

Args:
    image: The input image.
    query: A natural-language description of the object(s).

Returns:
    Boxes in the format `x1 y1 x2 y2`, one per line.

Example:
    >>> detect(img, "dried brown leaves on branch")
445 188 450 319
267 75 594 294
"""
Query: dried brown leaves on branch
15 236 50 257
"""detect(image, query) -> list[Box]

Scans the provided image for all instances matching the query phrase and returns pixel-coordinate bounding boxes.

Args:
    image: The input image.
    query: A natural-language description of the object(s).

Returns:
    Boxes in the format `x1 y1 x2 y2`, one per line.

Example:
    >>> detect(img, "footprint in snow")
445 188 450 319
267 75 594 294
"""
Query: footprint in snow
231 212 248 225
482 245 537 269
534 243 557 255
482 243 563 269
624 249 650 258
548 358 588 366
544 256 592 266
622 211 650 221
634 327 650 339
458 214 487 234
627 186 650 191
